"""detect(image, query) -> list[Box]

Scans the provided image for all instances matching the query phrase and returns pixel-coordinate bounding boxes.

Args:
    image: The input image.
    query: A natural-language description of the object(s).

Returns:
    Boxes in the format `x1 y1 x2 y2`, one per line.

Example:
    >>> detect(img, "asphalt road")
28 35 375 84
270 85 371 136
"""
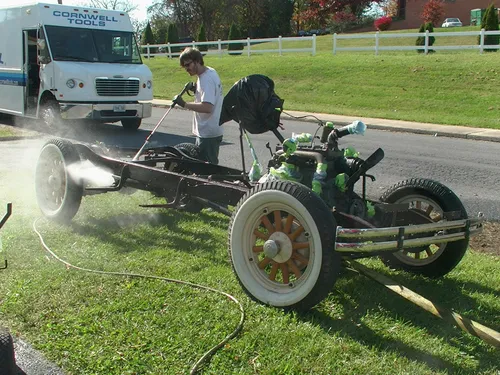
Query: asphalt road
2 107 500 220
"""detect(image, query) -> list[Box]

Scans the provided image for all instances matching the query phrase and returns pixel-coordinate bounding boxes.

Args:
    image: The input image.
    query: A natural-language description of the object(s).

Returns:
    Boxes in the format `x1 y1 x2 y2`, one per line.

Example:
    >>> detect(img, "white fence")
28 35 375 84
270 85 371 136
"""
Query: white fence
333 29 500 55
141 35 317 58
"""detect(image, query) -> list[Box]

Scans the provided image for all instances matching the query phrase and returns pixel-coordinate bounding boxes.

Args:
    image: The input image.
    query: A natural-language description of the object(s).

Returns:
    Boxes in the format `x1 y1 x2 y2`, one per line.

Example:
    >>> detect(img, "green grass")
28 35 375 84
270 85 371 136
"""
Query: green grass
0 187 498 374
147 26 500 129
0 127 16 138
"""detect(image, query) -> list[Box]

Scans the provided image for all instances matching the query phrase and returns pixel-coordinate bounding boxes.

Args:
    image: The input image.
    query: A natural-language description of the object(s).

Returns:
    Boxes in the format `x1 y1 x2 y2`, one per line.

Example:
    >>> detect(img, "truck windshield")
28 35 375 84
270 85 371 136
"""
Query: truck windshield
44 25 142 64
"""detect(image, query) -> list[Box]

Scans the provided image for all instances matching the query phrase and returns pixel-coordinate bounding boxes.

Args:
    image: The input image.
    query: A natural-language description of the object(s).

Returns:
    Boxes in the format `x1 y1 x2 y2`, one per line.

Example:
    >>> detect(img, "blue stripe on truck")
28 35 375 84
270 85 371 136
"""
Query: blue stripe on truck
0 72 27 86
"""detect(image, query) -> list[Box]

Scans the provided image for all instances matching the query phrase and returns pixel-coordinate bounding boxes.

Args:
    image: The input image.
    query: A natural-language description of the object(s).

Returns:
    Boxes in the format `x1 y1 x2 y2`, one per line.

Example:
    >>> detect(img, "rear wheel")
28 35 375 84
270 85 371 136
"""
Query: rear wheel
35 138 83 223
121 118 141 131
0 328 16 375
174 143 201 159
229 180 340 311
379 178 468 278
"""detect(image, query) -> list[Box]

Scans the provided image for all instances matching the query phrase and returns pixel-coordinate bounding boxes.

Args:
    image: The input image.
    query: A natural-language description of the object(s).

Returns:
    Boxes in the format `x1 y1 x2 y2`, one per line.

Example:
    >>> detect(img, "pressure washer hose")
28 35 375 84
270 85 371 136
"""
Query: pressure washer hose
32 218 245 374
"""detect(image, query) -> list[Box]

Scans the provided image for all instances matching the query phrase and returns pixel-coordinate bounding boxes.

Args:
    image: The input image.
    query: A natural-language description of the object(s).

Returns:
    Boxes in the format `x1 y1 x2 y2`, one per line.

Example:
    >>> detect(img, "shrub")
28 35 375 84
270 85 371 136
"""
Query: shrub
197 24 208 52
228 23 243 55
421 0 445 26
374 16 392 31
479 3 500 51
415 22 436 53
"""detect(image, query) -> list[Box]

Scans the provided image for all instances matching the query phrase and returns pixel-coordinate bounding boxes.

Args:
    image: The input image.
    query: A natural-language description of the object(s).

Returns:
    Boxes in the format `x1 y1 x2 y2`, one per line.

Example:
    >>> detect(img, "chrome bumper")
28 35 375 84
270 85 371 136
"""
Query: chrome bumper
335 214 484 253
59 102 153 120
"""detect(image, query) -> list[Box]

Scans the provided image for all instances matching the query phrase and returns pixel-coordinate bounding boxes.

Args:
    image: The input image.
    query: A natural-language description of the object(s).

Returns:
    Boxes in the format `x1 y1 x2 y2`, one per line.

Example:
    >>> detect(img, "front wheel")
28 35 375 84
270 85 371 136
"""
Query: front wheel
228 181 340 311
121 118 141 131
40 99 62 130
379 178 468 278
35 138 83 223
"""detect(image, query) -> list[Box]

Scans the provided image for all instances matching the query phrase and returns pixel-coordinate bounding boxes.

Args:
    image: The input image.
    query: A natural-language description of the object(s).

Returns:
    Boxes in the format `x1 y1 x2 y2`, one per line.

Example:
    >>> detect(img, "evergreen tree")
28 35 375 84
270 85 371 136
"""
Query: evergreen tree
142 22 156 55
479 3 500 51
166 23 180 54
415 22 435 53
197 24 208 52
228 23 243 55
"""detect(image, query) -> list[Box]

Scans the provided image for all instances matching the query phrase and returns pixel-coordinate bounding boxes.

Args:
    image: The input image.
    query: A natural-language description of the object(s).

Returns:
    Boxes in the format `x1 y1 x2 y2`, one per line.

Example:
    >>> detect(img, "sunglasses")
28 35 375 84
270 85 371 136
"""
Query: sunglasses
182 61 194 68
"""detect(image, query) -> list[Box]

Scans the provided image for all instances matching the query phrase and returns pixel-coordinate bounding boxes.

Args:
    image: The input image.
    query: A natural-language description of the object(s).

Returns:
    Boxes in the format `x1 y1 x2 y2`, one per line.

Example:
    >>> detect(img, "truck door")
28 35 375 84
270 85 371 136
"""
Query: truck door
23 29 39 117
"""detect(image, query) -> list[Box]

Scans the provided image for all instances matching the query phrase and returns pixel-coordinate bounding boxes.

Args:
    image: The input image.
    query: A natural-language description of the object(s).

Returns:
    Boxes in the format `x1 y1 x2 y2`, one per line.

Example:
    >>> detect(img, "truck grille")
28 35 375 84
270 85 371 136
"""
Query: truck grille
95 78 140 97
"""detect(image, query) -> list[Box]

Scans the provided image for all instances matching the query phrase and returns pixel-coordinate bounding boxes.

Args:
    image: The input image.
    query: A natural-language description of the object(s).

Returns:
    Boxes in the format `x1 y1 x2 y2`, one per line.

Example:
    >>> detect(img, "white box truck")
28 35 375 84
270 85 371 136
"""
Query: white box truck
0 2 153 131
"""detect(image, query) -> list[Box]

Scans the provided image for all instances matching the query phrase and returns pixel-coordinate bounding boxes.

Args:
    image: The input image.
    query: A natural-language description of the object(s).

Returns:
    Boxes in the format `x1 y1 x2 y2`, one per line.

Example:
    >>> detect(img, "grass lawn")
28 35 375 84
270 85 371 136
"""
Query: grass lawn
0 127 16 138
0 184 498 374
146 26 500 130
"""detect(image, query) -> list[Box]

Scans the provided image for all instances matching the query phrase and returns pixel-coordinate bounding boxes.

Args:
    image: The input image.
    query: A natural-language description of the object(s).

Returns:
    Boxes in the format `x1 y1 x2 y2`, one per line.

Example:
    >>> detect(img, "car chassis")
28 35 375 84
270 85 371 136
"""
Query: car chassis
34 76 484 311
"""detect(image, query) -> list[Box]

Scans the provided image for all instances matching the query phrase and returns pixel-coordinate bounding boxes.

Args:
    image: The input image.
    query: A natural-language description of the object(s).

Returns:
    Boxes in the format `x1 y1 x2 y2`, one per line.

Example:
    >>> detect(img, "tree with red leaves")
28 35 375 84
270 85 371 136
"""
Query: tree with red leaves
295 0 384 28
420 0 445 26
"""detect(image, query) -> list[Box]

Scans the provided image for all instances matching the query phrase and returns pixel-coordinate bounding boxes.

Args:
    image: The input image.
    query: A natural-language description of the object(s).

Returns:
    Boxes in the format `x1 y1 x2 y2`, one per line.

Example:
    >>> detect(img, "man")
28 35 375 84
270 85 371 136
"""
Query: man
173 47 224 164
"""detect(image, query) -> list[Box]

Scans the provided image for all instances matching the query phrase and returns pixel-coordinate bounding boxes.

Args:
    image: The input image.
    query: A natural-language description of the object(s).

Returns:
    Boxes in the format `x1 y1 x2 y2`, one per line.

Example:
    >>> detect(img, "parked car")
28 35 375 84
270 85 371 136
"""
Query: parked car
441 18 463 27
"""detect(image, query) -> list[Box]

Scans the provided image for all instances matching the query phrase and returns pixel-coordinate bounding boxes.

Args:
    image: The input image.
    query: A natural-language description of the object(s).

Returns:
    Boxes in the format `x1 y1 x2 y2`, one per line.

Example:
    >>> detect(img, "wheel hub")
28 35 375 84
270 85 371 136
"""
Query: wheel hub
263 231 292 263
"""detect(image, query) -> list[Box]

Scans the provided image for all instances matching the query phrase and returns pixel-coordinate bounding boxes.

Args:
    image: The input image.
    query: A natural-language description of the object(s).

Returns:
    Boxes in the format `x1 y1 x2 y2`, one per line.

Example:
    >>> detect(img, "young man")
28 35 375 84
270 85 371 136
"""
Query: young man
173 48 224 164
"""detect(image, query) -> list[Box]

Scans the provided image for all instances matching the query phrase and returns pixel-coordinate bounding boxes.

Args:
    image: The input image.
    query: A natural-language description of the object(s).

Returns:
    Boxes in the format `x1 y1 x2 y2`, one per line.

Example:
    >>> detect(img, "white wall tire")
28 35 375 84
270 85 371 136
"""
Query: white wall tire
35 139 83 223
229 181 340 311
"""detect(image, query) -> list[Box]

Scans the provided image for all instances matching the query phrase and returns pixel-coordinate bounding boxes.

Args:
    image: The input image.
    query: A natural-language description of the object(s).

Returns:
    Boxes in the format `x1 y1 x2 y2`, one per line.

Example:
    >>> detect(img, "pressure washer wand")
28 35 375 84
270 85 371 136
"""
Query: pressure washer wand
132 82 194 161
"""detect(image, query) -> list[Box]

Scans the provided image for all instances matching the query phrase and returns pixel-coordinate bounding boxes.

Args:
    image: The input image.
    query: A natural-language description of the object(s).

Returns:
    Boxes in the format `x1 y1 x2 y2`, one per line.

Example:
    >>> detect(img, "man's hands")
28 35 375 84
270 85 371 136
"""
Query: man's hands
172 94 186 108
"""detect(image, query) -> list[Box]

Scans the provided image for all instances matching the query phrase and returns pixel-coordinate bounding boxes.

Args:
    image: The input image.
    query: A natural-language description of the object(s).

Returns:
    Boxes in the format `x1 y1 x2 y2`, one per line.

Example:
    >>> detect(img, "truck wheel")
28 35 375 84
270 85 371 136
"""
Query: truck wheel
379 178 468 278
228 180 340 311
40 100 62 129
121 118 141 131
35 138 83 223
0 328 16 375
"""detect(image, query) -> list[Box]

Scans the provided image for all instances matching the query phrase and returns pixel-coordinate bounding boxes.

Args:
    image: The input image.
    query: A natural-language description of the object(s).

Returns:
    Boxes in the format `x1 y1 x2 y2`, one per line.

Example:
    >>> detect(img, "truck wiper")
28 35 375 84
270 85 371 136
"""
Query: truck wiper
55 55 94 62
110 59 138 63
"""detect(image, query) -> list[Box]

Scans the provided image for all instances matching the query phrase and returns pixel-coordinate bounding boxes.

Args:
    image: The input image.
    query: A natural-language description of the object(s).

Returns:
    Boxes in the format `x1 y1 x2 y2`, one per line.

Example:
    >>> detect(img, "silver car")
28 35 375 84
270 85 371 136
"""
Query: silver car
441 18 463 27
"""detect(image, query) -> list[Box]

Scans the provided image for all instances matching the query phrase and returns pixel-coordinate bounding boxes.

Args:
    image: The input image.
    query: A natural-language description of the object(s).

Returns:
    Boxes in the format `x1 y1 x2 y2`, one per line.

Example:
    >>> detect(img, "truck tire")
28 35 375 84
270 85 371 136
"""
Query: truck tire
379 178 469 278
35 138 83 223
40 99 62 130
228 180 340 311
0 328 16 375
121 118 141 131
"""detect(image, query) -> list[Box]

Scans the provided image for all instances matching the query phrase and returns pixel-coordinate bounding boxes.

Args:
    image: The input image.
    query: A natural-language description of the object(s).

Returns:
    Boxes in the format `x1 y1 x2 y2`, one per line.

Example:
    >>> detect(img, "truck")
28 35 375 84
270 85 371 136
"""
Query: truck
0 2 153 131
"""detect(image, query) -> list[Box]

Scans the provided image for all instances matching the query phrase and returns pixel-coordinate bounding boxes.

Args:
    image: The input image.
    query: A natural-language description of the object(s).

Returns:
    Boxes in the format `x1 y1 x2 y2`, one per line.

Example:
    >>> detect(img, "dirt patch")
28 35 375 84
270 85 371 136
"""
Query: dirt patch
469 221 500 256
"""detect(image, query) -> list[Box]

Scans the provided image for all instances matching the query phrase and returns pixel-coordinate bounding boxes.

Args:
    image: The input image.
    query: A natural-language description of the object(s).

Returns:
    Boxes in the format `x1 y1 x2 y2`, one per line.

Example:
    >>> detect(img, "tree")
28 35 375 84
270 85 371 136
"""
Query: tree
479 3 500 51
142 22 155 54
381 0 399 17
415 22 435 53
227 23 243 55
85 0 137 13
420 0 445 27
265 0 294 37
197 24 208 52
166 23 180 53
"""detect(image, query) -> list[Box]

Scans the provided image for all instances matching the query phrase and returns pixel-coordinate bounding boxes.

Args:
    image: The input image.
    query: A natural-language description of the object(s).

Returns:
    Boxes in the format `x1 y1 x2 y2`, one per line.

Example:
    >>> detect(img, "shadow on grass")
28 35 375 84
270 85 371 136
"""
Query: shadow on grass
68 209 229 265
299 268 499 373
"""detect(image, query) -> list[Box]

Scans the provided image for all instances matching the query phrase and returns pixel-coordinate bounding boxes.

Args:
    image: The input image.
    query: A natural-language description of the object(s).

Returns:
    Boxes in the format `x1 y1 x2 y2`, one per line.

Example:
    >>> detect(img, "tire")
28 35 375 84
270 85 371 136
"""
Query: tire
121 118 141 131
174 143 201 160
228 180 340 311
35 138 83 223
379 178 468 278
0 328 16 375
40 99 62 130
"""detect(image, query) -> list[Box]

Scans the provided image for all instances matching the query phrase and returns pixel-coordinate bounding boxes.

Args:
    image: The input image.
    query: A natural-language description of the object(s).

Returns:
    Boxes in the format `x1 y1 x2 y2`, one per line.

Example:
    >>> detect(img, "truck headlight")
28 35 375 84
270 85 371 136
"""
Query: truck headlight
147 80 152 89
66 79 76 89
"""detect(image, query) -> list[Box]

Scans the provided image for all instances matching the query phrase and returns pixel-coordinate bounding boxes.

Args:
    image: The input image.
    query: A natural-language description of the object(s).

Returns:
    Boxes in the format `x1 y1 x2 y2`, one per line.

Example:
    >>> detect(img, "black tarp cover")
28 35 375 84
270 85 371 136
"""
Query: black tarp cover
219 74 284 134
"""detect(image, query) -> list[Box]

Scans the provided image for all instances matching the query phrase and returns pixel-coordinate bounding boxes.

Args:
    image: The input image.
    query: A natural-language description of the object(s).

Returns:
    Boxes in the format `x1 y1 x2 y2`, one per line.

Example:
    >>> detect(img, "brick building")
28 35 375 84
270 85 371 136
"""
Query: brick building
392 0 499 29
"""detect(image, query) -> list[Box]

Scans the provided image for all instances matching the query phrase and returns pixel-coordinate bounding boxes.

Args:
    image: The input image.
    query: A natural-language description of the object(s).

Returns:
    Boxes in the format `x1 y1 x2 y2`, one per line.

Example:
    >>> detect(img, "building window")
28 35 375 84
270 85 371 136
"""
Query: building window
398 0 406 20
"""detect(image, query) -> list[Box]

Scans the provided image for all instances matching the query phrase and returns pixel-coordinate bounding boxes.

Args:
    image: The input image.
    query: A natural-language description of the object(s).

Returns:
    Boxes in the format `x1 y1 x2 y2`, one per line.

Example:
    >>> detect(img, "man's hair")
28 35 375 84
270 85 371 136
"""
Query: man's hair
179 47 204 66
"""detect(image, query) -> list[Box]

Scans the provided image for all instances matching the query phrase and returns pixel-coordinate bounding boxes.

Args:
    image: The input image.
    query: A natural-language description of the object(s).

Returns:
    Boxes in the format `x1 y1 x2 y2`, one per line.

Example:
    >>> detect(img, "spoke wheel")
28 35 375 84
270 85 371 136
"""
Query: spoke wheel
35 139 83 223
379 178 468 278
229 181 340 311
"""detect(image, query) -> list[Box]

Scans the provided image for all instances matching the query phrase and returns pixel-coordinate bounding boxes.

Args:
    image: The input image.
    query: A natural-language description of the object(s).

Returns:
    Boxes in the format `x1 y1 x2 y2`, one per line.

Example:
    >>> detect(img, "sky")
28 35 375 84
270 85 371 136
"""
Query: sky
0 0 154 22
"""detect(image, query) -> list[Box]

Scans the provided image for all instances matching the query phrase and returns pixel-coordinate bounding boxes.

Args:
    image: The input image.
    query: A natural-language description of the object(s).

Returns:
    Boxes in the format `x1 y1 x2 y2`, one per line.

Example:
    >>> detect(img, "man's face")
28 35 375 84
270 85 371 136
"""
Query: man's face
182 60 197 76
